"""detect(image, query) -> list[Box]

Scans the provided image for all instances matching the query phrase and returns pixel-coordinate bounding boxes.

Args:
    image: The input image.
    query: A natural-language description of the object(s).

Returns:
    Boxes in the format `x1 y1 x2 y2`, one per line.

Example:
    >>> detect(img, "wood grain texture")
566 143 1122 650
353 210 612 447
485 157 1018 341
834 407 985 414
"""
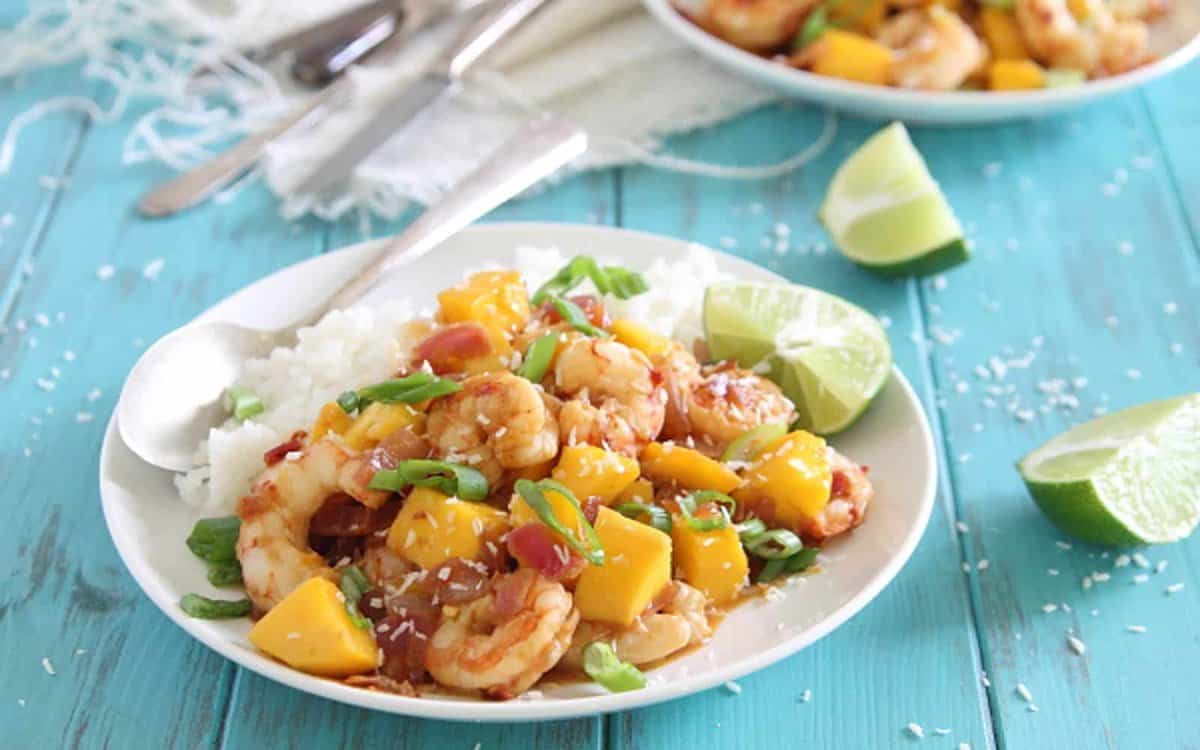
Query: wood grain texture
613 107 993 750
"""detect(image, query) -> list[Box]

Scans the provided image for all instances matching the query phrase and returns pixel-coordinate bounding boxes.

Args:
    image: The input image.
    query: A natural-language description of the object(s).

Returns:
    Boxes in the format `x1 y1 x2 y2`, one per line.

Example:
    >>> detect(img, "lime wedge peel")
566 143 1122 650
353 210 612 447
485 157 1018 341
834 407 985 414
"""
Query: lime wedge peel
819 122 969 277
1018 394 1200 546
703 282 892 436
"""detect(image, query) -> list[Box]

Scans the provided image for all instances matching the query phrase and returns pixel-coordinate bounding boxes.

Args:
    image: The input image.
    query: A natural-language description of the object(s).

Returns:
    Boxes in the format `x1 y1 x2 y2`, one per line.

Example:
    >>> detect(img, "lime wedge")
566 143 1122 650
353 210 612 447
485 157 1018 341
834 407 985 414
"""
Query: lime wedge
1018 394 1200 546
819 122 968 277
703 282 892 435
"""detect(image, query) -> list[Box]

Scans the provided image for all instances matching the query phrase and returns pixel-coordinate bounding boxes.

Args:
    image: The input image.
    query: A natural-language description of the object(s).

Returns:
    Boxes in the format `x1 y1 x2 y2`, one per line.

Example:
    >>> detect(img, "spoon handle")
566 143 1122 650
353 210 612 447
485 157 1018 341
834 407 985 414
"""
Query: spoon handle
318 115 588 315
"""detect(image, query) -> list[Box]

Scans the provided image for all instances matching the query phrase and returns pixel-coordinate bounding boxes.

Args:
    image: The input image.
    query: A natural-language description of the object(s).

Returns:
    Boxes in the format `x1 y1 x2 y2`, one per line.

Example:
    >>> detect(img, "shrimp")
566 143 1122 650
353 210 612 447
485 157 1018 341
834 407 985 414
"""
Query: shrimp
553 337 667 456
700 0 818 51
799 447 873 542
426 371 560 485
877 6 986 90
425 569 579 699
561 581 712 669
1015 0 1148 74
237 438 386 612
656 344 795 455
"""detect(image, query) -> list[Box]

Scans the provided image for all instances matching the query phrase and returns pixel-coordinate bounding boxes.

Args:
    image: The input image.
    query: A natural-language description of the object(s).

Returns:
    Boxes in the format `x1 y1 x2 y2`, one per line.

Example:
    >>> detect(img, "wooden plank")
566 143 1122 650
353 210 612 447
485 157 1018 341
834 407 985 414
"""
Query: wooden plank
217 171 616 749
612 106 993 749
0 97 325 746
1140 64 1200 251
909 93 1200 749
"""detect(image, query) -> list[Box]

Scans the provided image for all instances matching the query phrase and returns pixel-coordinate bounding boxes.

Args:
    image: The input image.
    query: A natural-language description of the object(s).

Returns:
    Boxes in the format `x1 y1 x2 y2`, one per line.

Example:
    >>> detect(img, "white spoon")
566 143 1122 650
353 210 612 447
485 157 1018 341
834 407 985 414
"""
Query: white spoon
118 115 587 472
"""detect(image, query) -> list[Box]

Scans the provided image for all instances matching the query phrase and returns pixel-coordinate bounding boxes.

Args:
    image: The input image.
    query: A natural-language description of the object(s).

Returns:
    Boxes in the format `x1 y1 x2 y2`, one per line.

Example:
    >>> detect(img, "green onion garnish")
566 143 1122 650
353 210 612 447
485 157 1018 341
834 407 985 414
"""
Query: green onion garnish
979 0 1014 8
339 565 373 629
514 479 605 566
226 386 264 421
720 423 788 463
531 256 649 305
735 518 767 541
582 641 647 692
743 528 804 559
179 594 251 619
676 490 737 532
517 332 558 382
757 546 819 583
337 373 462 413
613 503 672 534
186 516 244 585
794 5 828 50
544 295 611 338
369 460 489 501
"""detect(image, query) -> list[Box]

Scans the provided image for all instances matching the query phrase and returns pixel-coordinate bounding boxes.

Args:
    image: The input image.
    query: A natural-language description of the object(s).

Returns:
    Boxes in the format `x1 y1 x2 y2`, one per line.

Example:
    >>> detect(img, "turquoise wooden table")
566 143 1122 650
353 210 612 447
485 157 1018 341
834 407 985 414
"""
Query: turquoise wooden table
2 36 1198 748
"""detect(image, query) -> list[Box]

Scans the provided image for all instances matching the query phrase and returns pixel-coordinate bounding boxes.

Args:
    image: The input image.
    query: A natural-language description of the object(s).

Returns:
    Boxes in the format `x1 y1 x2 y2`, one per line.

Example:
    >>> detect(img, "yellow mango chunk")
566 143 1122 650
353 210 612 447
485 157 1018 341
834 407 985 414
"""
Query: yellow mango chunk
575 507 672 626
734 431 832 527
248 577 377 677
551 445 640 504
387 487 509 570
616 478 654 505
610 319 671 359
311 402 353 442
641 442 741 494
437 270 531 337
509 488 591 545
988 60 1045 90
672 506 749 604
809 30 893 87
342 402 424 452
980 7 1029 61
829 0 886 34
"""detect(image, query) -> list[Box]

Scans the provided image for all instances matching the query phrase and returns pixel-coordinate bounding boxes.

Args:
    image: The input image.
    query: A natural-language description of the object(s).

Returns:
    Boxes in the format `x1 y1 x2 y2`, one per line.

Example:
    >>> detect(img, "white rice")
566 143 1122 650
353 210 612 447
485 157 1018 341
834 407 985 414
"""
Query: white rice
176 245 729 513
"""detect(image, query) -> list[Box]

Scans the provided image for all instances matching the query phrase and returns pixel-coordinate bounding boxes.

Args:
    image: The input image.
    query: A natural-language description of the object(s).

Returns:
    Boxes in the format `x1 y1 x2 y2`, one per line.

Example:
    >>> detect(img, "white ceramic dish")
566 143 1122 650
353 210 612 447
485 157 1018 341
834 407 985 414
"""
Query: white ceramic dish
643 0 1200 124
100 223 937 722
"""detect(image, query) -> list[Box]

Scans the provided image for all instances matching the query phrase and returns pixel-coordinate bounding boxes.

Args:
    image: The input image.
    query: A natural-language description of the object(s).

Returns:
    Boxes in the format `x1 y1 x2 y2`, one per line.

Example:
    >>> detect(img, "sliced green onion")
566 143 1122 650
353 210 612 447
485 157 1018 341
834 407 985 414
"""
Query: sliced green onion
613 503 673 534
337 390 361 413
339 566 373 629
515 479 605 566
226 386 264 421
206 560 243 587
979 0 1014 8
531 256 649 305
369 460 489 501
757 546 819 583
721 423 788 463
518 332 558 382
677 490 737 531
186 516 241 562
384 378 462 403
735 518 767 542
544 295 611 338
756 558 789 583
794 5 828 50
743 528 804 560
180 594 251 619
582 641 647 692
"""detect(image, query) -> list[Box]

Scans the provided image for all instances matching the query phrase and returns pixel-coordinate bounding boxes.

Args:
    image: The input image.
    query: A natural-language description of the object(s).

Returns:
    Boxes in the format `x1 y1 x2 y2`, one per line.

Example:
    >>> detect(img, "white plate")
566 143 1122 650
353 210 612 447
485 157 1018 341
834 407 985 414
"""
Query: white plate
643 0 1200 124
100 223 936 722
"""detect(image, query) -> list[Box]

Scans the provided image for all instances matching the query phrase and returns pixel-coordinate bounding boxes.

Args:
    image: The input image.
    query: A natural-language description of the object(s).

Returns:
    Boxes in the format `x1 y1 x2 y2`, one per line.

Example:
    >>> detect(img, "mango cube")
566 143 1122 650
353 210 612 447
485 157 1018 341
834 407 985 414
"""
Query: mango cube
248 577 377 677
610 319 671 358
672 506 748 603
437 270 531 336
508 487 591 545
641 442 741 494
387 487 509 570
342 402 424 452
311 402 354 442
551 445 640 503
988 60 1045 90
809 30 892 87
980 7 1029 60
575 507 672 626
615 478 654 506
734 431 832 527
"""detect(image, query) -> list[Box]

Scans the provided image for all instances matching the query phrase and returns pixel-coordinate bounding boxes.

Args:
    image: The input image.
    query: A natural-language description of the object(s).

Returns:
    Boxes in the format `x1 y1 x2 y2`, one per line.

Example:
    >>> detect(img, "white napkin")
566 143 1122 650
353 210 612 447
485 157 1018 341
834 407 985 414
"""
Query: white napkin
0 0 836 220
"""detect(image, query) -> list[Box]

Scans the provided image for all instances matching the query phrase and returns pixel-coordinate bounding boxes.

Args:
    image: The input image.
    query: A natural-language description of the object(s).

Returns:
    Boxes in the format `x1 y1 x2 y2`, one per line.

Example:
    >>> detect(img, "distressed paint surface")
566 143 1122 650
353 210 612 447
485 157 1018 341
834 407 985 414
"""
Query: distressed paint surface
1 46 1197 749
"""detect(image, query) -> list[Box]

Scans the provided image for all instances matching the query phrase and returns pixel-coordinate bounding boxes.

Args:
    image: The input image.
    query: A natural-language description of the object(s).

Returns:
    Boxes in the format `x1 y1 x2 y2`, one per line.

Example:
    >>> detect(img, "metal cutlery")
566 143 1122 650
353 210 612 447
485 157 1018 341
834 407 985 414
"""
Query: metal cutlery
119 115 587 471
289 0 553 198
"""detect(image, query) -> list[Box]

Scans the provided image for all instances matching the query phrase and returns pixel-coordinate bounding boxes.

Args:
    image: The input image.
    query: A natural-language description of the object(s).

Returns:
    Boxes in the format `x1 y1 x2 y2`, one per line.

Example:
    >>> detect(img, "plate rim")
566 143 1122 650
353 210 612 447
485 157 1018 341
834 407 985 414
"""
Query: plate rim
641 0 1200 121
99 222 938 722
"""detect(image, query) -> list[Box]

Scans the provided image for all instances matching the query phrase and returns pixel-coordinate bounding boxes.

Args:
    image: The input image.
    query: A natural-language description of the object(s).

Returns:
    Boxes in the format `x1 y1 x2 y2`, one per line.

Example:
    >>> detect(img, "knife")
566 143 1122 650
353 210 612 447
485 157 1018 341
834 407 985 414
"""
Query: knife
289 0 554 197
139 0 483 218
